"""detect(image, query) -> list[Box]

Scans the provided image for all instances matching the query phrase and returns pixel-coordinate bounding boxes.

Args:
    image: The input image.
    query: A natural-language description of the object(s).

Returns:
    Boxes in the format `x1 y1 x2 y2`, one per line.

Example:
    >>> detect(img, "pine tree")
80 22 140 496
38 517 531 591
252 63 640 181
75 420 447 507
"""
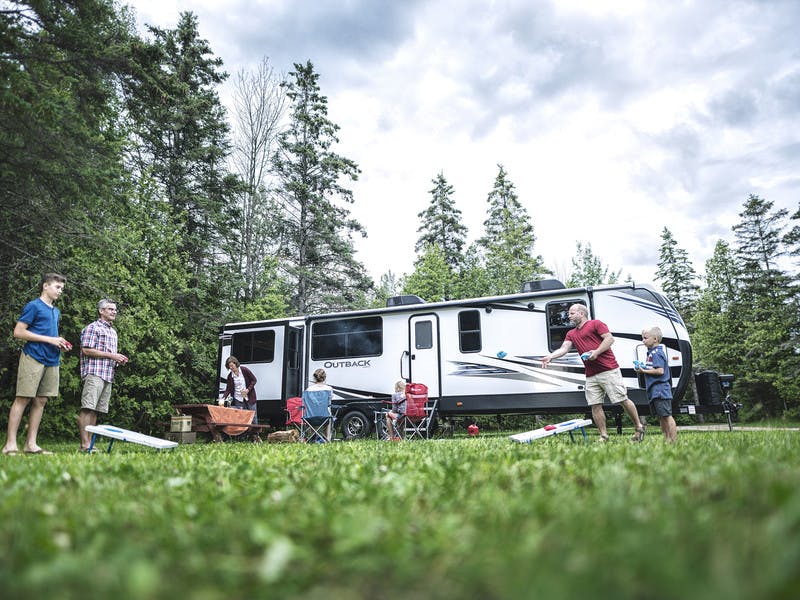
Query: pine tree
566 242 621 287
477 165 548 295
369 271 404 309
454 243 492 299
120 12 248 413
415 172 468 270
273 61 372 314
729 195 792 415
783 202 800 270
654 227 699 321
0 0 131 312
781 203 800 414
125 12 238 280
732 194 790 313
403 245 454 302
702 240 739 309
691 240 741 372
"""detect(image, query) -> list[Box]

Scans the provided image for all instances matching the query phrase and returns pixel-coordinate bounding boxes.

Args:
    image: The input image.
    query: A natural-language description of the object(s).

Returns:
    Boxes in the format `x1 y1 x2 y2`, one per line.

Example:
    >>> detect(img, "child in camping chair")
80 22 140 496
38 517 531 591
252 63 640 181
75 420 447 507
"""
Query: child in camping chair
385 379 406 441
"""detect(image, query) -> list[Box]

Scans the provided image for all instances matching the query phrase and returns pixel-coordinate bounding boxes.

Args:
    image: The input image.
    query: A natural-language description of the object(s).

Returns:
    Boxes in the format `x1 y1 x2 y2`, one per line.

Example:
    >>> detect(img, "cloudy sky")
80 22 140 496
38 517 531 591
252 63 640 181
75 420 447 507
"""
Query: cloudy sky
127 0 800 288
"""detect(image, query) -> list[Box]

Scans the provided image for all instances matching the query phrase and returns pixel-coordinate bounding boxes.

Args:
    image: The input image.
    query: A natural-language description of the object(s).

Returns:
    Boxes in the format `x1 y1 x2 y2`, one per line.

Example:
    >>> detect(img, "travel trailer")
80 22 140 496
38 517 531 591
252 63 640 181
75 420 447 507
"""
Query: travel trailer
216 280 692 438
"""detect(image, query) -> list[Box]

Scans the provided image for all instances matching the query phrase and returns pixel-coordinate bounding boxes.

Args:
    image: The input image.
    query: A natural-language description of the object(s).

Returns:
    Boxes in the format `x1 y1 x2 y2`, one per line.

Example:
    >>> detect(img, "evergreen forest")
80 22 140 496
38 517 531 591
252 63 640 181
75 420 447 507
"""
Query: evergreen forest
1 1 798 439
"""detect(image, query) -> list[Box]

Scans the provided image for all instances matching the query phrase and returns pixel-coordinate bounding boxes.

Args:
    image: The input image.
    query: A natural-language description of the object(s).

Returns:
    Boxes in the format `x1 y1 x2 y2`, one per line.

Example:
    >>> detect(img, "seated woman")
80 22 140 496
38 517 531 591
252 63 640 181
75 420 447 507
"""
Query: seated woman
304 368 333 441
220 356 258 423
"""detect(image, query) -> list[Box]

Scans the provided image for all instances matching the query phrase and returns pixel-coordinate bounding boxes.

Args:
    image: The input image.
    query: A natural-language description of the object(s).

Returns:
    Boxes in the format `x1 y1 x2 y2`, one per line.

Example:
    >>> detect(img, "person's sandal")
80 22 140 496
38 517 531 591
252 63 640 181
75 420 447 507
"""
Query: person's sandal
598 434 609 443
632 425 646 442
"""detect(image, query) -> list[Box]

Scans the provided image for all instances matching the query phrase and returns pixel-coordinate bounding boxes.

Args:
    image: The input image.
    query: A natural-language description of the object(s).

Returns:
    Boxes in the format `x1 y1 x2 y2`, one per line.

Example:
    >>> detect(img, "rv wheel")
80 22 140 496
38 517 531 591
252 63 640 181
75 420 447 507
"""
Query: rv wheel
341 411 371 440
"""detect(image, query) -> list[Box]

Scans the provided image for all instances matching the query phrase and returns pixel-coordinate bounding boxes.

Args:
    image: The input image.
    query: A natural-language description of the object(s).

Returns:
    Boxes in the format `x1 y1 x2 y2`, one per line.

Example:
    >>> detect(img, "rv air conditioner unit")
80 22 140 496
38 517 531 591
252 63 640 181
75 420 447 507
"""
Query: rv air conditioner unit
521 279 566 293
386 295 425 307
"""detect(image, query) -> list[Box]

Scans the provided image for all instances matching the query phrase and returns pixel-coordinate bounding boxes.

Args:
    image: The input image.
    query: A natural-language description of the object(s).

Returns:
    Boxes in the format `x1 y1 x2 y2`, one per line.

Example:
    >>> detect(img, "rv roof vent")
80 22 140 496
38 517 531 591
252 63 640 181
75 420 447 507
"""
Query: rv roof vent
386 294 425 307
521 279 566 293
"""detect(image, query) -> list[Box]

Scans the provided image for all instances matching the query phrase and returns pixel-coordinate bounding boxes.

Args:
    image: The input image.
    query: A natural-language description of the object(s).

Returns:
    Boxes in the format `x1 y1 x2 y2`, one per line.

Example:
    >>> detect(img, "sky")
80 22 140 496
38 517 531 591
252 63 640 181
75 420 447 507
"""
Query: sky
126 0 800 289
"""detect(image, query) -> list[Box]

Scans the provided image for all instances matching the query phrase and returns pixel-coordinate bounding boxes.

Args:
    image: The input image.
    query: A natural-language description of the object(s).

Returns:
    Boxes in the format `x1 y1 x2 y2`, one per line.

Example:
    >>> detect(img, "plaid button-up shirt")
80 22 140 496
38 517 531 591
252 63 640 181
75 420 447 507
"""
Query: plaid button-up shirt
80 319 118 383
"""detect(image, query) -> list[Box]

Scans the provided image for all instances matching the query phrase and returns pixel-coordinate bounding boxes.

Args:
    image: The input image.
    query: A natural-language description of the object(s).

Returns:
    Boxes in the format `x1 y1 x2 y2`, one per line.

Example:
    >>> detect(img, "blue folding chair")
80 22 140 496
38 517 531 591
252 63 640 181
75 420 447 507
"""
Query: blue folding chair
301 389 335 443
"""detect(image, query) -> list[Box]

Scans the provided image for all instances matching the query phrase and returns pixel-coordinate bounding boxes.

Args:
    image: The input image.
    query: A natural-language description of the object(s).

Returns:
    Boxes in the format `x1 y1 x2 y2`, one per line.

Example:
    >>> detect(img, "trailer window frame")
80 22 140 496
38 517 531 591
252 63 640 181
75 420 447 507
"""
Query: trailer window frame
231 330 276 364
458 309 482 353
546 299 584 352
311 316 383 360
414 320 433 350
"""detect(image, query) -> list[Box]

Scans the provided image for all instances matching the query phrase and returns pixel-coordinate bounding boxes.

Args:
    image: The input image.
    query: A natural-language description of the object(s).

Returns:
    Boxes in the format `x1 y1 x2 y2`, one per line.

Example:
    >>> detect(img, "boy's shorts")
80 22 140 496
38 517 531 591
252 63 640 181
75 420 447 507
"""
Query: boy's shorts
81 374 113 413
16 352 59 398
650 397 673 417
585 368 629 405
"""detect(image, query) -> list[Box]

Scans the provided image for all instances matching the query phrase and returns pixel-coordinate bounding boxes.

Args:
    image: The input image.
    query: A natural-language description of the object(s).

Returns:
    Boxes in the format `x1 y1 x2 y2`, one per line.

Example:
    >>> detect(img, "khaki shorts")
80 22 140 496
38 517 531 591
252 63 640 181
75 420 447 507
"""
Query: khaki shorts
81 374 113 413
585 368 630 406
16 352 59 398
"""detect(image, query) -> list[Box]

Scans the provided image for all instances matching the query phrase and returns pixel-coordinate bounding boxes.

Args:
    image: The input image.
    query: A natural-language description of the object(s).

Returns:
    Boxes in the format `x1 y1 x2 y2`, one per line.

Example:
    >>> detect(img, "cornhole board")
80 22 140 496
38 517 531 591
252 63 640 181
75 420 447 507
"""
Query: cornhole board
86 424 179 453
509 419 593 444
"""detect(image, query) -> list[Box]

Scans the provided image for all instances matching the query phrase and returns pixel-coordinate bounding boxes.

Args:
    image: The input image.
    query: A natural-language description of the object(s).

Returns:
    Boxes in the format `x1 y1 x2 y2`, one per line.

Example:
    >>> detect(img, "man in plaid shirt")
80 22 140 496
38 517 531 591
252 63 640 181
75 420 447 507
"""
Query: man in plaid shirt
78 299 129 452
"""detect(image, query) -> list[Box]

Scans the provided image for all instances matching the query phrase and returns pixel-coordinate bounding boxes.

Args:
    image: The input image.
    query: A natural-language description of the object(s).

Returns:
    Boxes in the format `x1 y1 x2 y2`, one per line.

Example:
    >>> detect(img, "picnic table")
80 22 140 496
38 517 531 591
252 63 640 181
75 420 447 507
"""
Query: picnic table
173 404 270 442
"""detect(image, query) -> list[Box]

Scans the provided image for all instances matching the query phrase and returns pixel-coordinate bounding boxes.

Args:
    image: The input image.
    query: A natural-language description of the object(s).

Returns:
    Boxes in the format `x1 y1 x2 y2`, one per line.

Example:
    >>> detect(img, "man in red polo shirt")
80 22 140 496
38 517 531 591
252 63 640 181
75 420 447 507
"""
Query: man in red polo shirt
542 303 645 442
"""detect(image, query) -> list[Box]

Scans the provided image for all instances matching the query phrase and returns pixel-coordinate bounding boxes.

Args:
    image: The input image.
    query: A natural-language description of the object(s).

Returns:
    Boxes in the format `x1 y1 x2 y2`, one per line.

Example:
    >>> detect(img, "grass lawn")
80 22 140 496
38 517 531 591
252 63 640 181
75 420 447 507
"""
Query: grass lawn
1 428 799 599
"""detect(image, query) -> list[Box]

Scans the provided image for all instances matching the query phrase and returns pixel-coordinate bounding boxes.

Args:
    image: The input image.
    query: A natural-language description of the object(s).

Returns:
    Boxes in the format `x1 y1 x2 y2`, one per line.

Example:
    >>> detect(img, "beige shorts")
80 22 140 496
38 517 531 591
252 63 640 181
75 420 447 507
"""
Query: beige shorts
585 368 630 406
16 352 59 398
81 374 113 413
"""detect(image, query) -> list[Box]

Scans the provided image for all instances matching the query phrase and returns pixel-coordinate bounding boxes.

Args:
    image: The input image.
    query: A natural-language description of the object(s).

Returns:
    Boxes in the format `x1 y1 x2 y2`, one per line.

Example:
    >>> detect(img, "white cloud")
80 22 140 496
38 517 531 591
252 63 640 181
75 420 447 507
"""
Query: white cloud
127 0 800 289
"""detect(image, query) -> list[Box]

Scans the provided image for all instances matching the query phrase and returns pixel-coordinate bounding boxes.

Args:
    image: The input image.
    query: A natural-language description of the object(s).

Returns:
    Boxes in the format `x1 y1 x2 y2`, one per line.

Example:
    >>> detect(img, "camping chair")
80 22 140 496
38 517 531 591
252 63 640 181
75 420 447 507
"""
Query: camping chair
301 389 335 443
375 391 407 440
398 383 435 440
285 396 303 434
374 407 390 440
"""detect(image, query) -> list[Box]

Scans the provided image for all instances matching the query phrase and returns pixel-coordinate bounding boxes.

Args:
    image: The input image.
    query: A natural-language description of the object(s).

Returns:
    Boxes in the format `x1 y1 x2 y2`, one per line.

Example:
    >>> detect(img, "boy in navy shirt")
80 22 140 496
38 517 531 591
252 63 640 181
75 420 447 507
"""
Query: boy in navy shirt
636 326 677 443
2 273 70 455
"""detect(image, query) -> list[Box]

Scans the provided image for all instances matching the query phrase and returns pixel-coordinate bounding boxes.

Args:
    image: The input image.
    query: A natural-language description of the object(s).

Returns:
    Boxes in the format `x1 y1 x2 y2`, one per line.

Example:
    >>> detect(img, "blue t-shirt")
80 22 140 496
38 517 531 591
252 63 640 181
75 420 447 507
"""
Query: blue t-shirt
644 345 672 400
19 298 61 367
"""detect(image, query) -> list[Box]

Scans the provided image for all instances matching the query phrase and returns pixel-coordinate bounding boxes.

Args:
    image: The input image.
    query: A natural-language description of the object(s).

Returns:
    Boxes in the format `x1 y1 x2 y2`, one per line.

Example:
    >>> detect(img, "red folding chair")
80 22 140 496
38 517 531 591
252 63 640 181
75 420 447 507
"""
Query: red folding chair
399 383 430 440
285 396 303 434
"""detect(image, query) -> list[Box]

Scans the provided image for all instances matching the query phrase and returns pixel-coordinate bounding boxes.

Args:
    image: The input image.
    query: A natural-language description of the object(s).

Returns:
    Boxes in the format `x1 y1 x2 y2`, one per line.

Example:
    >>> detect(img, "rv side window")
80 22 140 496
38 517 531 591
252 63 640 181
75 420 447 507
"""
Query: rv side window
546 300 583 352
458 310 481 353
311 316 383 360
231 330 275 363
415 320 433 349
622 288 681 321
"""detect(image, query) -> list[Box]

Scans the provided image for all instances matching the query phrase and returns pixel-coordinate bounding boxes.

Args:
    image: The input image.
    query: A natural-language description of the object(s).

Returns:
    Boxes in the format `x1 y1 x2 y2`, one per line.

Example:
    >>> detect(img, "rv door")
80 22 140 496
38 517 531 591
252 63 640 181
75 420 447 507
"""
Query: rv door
409 315 440 398
283 325 304 400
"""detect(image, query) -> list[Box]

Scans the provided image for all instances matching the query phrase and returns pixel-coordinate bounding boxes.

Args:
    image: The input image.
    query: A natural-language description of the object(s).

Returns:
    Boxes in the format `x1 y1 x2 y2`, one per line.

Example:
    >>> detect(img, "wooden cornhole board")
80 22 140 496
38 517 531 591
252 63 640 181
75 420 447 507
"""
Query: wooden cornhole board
86 424 179 453
508 418 593 444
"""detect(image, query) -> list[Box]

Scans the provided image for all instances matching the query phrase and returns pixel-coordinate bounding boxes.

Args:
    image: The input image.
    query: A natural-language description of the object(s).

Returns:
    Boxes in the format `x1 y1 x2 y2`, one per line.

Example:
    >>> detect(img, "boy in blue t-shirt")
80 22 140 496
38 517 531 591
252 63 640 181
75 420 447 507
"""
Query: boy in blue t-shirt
635 326 677 443
2 273 70 455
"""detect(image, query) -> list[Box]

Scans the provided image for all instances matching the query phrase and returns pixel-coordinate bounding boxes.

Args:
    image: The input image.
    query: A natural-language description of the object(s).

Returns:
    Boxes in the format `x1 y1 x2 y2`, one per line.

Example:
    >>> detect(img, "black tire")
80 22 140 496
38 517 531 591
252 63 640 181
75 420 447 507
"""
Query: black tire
340 411 371 440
